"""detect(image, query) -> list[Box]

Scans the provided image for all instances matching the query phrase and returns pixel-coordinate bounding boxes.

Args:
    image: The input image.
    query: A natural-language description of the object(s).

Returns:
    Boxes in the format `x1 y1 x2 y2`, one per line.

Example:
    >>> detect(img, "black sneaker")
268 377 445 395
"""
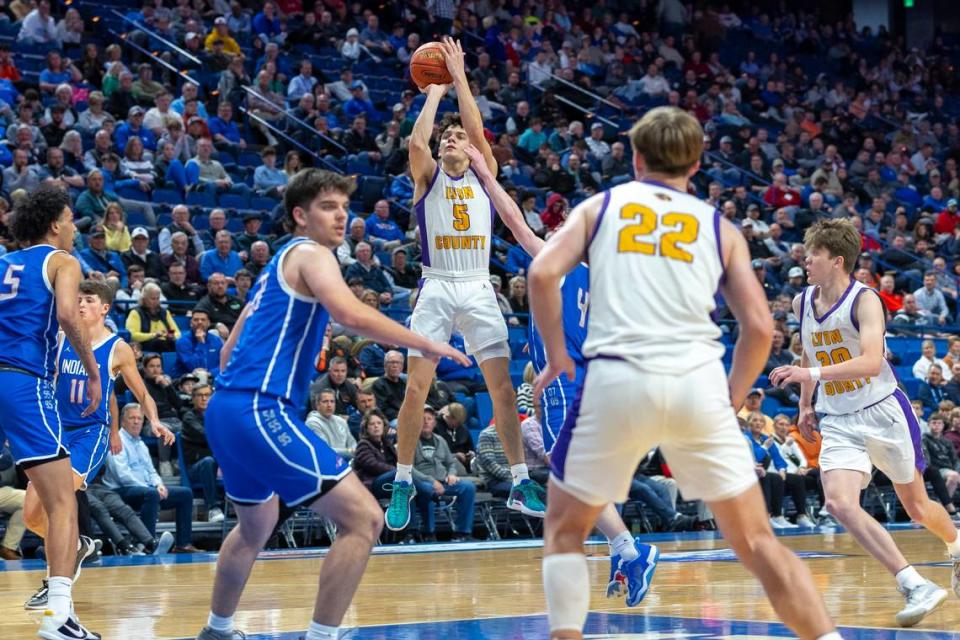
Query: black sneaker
73 536 98 582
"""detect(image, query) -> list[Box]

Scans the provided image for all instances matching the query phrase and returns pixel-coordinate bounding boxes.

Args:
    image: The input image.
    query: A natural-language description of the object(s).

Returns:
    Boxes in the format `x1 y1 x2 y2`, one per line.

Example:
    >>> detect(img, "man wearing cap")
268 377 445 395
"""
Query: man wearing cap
935 199 960 235
343 81 377 122
80 225 129 287
781 266 806 298
752 258 778 300
205 16 241 57
412 403 476 543
233 213 267 256
115 105 157 153
389 102 413 138
120 227 165 280
738 389 774 435
585 122 610 161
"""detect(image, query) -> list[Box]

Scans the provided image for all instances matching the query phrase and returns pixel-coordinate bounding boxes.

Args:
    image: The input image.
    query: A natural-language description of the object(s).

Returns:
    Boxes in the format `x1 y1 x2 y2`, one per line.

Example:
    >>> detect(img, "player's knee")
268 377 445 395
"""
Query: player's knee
728 527 780 571
824 496 859 522
902 497 930 524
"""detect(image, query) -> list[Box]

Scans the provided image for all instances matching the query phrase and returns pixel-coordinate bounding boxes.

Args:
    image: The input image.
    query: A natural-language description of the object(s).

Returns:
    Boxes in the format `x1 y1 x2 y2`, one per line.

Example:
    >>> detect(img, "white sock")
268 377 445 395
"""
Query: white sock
207 612 234 633
394 464 412 484
610 531 638 562
895 565 927 591
542 553 589 633
946 530 960 558
817 633 843 640
46 576 72 621
510 463 530 484
304 621 339 640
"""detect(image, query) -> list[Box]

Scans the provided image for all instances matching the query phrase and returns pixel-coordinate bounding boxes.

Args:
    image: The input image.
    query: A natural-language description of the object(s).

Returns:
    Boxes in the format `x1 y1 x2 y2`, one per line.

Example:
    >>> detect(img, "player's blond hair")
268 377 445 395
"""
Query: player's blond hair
803 218 861 275
628 107 703 177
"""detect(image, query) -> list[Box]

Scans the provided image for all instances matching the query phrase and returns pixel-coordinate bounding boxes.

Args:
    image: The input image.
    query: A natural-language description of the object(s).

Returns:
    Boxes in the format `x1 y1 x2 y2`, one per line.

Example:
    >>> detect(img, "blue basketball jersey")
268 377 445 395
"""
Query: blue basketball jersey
56 333 120 429
218 237 330 409
529 263 590 438
0 245 64 379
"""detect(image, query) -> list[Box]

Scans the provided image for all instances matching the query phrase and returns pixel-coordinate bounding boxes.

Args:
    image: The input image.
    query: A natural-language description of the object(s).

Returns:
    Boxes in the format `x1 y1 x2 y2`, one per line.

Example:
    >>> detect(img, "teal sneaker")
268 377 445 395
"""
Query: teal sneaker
506 479 546 518
385 480 417 531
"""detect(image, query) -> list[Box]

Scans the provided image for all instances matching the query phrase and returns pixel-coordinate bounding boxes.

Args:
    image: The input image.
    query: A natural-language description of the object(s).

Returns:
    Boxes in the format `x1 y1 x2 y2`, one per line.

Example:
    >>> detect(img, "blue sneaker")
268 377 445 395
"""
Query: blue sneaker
605 552 626 598
621 543 660 607
506 479 546 517
385 481 416 531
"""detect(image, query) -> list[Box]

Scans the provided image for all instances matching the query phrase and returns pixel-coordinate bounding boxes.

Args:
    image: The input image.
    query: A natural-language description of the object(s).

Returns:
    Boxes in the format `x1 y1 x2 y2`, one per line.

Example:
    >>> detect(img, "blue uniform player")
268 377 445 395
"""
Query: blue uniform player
196 170 469 640
22 280 175 614
464 144 660 608
0 185 103 640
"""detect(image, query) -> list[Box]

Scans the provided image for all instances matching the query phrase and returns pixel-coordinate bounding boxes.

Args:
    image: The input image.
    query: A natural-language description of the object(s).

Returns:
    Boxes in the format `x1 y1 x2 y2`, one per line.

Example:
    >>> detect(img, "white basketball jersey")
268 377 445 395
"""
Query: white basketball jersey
415 165 492 282
799 280 898 415
583 180 725 374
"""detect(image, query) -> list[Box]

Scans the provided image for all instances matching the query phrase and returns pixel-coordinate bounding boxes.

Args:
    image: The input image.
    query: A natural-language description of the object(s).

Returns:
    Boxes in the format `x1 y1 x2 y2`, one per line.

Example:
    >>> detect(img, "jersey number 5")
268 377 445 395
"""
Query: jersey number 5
452 204 471 231
0 264 24 301
617 204 699 262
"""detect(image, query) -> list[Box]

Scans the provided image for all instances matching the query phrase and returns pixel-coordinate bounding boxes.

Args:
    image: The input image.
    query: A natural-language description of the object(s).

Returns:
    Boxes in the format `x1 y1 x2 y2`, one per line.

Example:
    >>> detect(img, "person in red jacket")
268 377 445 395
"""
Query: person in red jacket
762 173 802 210
934 199 960 235
540 193 568 231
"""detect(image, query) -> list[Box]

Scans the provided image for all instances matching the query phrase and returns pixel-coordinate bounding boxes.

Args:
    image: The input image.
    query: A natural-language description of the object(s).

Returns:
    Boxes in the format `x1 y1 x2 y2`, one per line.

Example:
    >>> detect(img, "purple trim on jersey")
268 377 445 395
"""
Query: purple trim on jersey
713 209 725 287
813 278 855 323
640 178 685 194
413 166 441 269
849 286 885 334
442 168 466 181
798 286 807 337
892 387 927 475
587 190 612 250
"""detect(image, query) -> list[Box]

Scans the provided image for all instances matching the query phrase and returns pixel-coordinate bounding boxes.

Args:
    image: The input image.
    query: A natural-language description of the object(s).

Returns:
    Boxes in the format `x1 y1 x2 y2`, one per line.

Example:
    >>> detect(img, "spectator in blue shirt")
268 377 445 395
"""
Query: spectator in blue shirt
343 81 378 122
517 118 547 155
744 411 793 528
38 50 74 94
252 1 283 45
286 59 317 103
366 199 405 250
200 230 245 282
174 310 223 378
208 101 246 157
344 242 393 294
170 83 209 120
114 106 157 152
914 271 951 325
359 14 393 57
103 403 198 552
79 225 128 287
253 146 288 196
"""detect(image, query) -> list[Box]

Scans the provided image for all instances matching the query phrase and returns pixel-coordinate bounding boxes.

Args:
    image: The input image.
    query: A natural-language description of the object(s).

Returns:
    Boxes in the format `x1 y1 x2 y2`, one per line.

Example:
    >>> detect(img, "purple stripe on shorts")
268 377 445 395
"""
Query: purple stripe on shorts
892 388 927 474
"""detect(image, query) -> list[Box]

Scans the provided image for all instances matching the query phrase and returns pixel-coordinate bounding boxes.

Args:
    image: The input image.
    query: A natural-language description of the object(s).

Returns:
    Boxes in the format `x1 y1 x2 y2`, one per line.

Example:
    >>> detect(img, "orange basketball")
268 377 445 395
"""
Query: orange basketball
410 42 453 89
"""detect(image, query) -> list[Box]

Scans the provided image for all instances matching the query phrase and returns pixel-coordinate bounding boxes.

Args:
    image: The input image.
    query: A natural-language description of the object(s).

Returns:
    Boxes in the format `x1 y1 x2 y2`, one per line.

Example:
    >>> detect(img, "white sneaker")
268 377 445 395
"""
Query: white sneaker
207 508 225 524
772 516 798 529
37 610 101 639
770 517 785 529
159 462 175 477
896 581 948 627
796 515 816 528
951 553 960 599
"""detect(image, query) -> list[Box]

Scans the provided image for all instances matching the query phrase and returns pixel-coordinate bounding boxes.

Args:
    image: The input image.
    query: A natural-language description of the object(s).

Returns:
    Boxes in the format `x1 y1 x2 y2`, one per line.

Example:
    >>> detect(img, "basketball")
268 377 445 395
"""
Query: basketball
410 41 452 89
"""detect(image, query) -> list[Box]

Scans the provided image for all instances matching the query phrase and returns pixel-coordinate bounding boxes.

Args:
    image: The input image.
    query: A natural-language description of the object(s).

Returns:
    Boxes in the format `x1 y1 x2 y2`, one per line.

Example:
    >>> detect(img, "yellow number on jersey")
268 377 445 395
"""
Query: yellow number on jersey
452 204 470 231
815 347 852 367
617 205 699 262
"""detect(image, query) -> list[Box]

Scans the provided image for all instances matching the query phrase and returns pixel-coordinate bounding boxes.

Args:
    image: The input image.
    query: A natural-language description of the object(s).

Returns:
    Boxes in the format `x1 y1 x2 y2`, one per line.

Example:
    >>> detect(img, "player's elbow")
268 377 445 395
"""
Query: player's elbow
742 308 774 343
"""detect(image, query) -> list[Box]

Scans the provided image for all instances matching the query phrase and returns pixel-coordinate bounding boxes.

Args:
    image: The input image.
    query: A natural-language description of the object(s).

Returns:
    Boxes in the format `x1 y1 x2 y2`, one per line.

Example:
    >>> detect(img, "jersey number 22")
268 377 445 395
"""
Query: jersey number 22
617 204 699 263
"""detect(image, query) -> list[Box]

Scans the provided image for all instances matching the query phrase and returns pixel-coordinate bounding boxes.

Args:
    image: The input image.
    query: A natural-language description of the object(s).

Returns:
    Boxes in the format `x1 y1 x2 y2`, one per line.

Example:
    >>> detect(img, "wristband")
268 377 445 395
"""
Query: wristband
808 367 822 381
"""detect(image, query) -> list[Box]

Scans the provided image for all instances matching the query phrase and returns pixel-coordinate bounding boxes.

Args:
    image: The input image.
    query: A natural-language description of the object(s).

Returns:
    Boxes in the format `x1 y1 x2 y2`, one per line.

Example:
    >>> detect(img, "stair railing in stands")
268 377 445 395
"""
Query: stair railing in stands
109 28 200 87
109 9 201 67
241 85 348 156
528 83 619 129
239 106 344 174
539 70 625 113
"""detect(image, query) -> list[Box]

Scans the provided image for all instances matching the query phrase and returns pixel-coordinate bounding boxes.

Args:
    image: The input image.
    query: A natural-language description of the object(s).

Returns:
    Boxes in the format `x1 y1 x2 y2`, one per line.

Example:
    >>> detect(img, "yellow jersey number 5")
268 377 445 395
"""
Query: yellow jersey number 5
453 204 470 231
617 204 699 263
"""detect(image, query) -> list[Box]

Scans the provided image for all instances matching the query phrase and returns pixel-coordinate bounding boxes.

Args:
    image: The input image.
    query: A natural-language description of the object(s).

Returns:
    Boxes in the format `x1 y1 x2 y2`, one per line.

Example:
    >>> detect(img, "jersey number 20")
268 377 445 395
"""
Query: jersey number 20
617 204 699 262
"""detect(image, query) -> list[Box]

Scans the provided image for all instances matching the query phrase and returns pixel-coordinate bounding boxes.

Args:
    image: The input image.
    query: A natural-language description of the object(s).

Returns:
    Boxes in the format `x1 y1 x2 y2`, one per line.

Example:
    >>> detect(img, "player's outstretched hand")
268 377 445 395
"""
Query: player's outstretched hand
439 36 466 82
109 429 123 455
421 82 450 96
152 421 176 446
421 341 472 367
533 353 576 400
769 364 812 387
81 374 102 418
463 144 492 181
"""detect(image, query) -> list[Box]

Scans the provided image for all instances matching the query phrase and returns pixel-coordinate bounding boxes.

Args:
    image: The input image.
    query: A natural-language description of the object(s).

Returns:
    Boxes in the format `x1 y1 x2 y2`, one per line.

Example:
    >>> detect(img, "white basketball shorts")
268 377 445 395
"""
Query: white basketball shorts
407 278 509 363
550 357 758 506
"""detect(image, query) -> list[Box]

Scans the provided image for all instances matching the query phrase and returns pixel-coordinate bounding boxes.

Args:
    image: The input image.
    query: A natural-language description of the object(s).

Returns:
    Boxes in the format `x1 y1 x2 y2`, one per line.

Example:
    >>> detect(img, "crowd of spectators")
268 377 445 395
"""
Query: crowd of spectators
3 0 960 549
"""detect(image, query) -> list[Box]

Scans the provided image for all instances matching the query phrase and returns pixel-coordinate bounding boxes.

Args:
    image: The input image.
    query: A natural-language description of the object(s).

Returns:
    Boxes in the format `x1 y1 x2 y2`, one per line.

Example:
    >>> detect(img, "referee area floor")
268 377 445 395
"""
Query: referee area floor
1 525 959 639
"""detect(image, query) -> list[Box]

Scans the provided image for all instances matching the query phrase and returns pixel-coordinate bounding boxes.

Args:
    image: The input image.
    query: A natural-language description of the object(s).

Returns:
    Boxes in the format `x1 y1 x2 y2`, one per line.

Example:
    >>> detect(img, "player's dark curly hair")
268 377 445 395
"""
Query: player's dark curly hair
10 184 72 245
438 111 463 135
282 168 356 229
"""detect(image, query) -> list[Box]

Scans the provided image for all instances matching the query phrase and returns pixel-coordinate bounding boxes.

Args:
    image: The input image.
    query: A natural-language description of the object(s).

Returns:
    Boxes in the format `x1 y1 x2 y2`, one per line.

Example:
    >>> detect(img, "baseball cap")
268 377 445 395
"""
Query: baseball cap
346 27 359 37
347 276 364 286
423 404 437 413
131 227 149 239
392 103 405 112
747 203 760 212
751 258 764 269
720 135 732 144
349 80 363 90
859 251 872 259
90 226 106 237
747 388 763 397
788 266 804 278
185 31 198 41
591 122 603 130
741 219 754 228
214 16 227 24
489 274 502 286
949 198 958 207
242 212 260 222
128 106 144 116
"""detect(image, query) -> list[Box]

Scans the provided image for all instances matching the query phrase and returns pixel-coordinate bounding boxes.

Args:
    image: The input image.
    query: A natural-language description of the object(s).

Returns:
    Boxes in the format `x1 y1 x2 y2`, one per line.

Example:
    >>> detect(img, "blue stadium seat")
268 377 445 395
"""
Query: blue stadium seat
237 152 261 167
186 190 217 208
161 352 178 376
219 193 250 209
126 211 150 227
358 175 387 210
251 196 280 211
475 392 493 427
153 189 182 206
226 217 244 232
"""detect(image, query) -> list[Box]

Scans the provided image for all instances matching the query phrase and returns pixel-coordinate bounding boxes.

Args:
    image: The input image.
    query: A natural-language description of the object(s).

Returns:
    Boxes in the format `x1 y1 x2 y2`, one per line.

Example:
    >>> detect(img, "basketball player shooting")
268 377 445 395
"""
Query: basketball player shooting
385 37 546 532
